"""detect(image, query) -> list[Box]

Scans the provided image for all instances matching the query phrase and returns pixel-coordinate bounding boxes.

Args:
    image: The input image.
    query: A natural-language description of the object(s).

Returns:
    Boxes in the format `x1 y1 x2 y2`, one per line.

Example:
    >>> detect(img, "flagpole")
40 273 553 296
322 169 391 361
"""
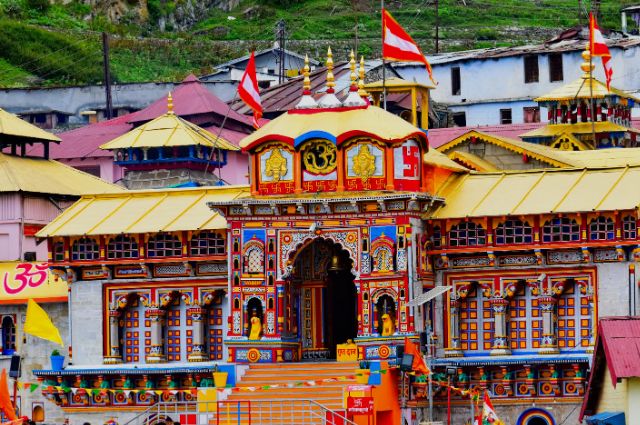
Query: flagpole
589 13 597 148
381 0 387 111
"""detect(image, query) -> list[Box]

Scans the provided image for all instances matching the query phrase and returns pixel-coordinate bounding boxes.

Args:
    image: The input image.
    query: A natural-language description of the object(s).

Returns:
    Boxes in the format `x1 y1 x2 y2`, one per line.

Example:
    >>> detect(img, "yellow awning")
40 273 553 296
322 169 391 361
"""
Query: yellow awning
447 151 499 172
0 108 60 143
534 76 640 103
431 166 640 219
100 113 239 151
520 121 634 139
423 149 469 172
37 185 250 237
0 152 123 195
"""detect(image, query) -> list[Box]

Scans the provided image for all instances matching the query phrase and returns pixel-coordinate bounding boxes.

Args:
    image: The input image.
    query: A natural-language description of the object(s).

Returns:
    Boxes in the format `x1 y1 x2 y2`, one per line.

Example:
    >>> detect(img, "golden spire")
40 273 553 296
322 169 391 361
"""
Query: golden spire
358 56 368 97
580 48 595 79
303 54 311 93
326 47 335 93
349 50 357 91
167 92 174 114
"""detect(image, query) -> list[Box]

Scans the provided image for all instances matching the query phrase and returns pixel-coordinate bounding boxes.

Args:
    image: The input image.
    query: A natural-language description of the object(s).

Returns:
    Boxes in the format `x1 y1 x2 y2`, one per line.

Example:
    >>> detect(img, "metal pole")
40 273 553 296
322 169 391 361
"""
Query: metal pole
447 376 451 425
435 0 440 54
381 0 387 111
102 32 113 120
589 25 597 148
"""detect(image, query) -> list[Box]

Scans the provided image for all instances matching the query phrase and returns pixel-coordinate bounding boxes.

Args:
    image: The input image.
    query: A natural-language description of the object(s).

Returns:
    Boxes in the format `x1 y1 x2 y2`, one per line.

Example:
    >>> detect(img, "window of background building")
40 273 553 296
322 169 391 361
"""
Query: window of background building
500 108 512 124
524 55 539 83
452 112 466 127
549 53 564 82
451 66 461 95
75 166 101 178
523 107 540 123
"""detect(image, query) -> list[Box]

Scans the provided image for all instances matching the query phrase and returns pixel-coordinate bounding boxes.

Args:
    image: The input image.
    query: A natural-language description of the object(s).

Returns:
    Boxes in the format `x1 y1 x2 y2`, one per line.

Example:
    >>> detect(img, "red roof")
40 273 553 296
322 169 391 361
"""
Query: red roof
428 122 545 148
580 316 640 420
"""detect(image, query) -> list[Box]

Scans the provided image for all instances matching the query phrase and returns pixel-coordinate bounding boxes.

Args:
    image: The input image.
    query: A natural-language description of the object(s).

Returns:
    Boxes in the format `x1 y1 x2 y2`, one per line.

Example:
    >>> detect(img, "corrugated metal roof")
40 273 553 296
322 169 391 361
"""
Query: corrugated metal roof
36 185 250 237
520 121 636 139
0 107 61 144
0 152 123 195
423 150 469 172
600 317 640 383
431 166 640 218
534 76 640 103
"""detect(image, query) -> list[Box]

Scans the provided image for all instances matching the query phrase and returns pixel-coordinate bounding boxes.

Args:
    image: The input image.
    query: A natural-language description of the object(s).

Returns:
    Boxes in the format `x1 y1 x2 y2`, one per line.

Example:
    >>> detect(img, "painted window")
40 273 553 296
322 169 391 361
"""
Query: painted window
372 246 394 272
147 233 182 258
542 217 580 242
71 237 99 261
459 287 494 351
623 215 637 239
122 299 149 363
243 241 265 275
589 216 615 240
508 286 542 351
165 300 188 362
448 222 486 247
524 55 539 83
549 53 564 82
523 107 540 123
431 226 442 248
52 241 65 262
190 231 226 256
207 306 224 360
495 219 533 245
451 67 461 95
107 235 139 259
500 108 512 125
557 284 591 349
1 316 15 355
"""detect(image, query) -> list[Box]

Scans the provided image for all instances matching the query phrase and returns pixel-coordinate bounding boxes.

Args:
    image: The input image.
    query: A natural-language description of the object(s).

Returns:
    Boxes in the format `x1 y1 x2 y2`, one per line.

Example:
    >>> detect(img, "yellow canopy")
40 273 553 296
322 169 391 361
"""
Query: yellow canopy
520 121 635 139
239 105 427 150
0 152 123 195
534 76 640 103
100 113 239 151
37 185 250 237
447 151 499 172
423 149 469 172
0 108 60 143
431 166 640 219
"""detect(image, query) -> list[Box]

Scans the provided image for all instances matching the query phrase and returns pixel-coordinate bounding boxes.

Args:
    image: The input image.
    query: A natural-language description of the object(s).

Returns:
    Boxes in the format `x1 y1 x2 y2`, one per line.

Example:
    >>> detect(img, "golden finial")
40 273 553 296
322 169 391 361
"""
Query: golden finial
358 56 368 97
303 54 311 93
167 92 174 114
326 47 335 93
580 48 595 78
349 50 357 90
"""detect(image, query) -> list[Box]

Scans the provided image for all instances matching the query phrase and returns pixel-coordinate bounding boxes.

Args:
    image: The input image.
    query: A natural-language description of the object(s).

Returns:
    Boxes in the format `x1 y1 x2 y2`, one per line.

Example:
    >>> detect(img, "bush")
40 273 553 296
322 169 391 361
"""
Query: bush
0 0 25 18
25 0 49 13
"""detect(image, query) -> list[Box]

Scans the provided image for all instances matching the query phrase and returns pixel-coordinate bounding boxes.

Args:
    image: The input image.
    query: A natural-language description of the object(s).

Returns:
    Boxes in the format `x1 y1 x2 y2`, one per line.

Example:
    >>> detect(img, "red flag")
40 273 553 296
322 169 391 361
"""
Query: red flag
238 52 263 129
589 12 613 90
0 369 16 421
403 337 430 375
382 8 436 85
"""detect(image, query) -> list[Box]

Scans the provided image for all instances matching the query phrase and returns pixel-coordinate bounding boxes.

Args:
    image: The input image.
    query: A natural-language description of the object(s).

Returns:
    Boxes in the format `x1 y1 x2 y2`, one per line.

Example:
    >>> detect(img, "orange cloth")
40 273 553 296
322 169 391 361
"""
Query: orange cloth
0 369 16 420
403 337 430 376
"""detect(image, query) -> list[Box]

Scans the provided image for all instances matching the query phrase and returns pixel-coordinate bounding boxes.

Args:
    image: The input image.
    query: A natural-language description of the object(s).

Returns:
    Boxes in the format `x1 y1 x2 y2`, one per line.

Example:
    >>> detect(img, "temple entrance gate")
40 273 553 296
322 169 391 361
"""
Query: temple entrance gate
289 238 357 360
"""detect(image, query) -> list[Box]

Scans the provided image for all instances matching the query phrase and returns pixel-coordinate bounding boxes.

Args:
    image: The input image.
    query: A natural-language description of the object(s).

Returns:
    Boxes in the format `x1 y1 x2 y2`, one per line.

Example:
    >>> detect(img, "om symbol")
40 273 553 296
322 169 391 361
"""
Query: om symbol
302 140 337 174
3 263 49 295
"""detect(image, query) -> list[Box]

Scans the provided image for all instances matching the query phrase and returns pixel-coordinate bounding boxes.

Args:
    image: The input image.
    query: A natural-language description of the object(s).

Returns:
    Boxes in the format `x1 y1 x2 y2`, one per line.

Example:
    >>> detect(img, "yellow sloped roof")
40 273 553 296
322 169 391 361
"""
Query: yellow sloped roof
0 108 60 143
100 113 239 151
36 185 250 237
534 76 640 103
437 130 573 168
447 151 499 172
556 148 640 168
365 77 435 91
431 166 640 219
0 152 123 195
423 149 469 172
239 105 427 150
520 121 635 139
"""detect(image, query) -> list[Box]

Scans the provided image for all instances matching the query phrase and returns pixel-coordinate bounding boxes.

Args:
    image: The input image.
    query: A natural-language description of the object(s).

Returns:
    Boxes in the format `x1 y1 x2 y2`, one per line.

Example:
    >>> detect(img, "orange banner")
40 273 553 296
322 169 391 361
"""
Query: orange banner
0 262 67 303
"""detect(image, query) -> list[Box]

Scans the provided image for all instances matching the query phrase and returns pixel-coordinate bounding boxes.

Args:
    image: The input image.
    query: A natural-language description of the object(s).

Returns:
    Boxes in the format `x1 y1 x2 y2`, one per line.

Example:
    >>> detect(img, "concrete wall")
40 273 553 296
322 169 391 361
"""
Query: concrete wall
449 99 542 127
442 139 551 170
221 151 249 185
595 365 627 416
627 378 640 423
425 401 579 425
59 157 125 184
596 262 633 317
69 280 104 366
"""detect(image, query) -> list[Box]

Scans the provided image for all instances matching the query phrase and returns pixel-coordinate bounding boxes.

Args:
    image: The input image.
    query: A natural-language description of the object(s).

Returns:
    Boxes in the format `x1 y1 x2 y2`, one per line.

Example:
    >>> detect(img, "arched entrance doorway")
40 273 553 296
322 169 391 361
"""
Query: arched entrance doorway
289 238 357 360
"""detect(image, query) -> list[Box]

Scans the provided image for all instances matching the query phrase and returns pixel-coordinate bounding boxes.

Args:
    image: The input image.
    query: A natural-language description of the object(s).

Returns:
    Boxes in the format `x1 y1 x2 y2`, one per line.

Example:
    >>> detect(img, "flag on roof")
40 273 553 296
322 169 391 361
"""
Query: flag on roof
382 8 436 85
589 12 613 90
482 392 504 425
238 52 263 129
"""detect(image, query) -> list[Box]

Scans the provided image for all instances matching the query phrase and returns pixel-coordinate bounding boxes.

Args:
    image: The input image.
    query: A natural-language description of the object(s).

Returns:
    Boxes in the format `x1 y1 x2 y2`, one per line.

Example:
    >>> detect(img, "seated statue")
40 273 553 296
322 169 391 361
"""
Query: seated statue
381 313 395 336
248 310 262 340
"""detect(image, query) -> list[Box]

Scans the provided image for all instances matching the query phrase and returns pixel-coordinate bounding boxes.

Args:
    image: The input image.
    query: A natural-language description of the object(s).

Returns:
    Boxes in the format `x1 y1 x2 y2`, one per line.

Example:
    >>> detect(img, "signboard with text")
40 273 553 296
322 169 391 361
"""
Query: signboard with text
347 396 374 416
0 262 67 303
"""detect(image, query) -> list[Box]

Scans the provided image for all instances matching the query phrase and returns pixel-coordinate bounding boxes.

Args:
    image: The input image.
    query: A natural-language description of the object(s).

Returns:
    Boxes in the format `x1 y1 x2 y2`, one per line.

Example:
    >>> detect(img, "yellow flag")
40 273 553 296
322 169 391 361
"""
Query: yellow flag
24 299 63 346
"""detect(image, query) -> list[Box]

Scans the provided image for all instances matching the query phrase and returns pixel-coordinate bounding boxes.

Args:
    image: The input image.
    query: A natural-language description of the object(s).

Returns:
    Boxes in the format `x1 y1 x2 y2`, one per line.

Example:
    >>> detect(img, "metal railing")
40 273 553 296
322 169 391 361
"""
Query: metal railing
123 399 358 425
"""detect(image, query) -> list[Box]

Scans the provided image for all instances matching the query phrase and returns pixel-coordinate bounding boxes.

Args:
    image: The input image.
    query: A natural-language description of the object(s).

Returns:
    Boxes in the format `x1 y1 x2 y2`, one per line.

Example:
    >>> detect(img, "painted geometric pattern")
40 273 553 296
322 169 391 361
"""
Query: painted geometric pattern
509 287 542 350
166 307 182 362
207 307 224 360
557 285 591 348
123 301 149 363
459 289 494 351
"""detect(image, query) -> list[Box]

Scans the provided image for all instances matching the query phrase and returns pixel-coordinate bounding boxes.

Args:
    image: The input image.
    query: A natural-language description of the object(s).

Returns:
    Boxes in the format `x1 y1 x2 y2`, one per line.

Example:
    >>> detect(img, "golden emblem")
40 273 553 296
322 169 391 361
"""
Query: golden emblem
302 140 337 174
352 144 377 182
264 148 288 182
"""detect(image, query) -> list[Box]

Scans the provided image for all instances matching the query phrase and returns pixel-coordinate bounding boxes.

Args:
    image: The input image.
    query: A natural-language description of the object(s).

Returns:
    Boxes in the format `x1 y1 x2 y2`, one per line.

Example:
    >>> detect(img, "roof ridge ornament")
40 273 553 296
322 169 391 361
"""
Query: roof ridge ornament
358 56 369 100
167 92 175 115
580 48 595 79
294 54 318 109
317 47 343 109
343 50 367 107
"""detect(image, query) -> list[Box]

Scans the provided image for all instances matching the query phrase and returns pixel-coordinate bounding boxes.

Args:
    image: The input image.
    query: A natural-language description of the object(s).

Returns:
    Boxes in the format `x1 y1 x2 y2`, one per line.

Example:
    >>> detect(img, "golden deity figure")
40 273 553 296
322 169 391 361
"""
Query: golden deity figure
381 313 395 336
248 309 262 340
265 148 288 182
352 144 376 182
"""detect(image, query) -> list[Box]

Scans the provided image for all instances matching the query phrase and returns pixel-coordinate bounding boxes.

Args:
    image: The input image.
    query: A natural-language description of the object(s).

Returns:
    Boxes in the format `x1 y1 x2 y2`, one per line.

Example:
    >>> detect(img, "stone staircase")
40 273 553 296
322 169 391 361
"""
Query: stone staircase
221 361 360 424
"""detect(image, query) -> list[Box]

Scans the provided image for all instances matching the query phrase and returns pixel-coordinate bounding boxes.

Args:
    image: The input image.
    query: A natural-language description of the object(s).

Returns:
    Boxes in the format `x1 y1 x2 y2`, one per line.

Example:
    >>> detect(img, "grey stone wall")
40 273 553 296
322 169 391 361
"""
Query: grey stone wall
123 168 221 189
444 140 552 171
70 280 103 366
596 261 635 316
421 401 579 424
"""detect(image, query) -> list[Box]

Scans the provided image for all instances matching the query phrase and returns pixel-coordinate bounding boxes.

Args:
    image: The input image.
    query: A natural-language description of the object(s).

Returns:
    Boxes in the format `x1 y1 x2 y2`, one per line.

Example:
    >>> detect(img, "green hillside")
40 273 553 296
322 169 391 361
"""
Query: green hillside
0 0 635 87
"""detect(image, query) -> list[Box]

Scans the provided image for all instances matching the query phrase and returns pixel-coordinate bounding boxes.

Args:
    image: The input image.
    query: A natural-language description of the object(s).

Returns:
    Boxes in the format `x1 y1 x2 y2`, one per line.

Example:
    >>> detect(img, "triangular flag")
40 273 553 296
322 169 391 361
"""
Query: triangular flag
382 8 436 85
589 12 613 90
404 337 430 375
482 392 504 425
124 390 131 397
24 299 64 346
29 383 38 393
0 370 16 420
237 51 263 129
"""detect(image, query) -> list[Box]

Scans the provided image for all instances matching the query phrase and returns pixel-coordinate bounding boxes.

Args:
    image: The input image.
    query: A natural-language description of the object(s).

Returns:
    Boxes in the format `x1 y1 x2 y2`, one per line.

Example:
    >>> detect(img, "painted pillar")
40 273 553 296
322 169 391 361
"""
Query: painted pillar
294 151 303 194
489 298 511 356
187 307 208 362
385 145 395 190
146 308 167 363
446 299 463 357
538 296 560 354
104 310 122 364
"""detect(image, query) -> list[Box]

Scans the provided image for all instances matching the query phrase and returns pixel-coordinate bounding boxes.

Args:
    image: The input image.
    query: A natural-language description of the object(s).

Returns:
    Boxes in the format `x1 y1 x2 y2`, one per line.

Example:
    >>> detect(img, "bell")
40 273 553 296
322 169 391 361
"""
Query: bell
328 255 344 272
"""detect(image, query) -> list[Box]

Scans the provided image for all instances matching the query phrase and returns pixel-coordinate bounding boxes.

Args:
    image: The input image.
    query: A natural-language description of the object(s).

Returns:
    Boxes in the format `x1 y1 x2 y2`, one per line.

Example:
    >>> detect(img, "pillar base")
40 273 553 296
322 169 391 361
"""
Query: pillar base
539 346 560 355
102 356 122 365
146 354 167 363
489 348 512 356
444 348 463 358
187 352 210 362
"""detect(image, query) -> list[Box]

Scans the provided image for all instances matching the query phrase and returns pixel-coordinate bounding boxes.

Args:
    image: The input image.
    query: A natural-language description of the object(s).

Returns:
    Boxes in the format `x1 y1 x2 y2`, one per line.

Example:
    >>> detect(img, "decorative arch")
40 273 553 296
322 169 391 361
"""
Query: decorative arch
243 239 265 275
371 234 395 273
516 408 555 425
